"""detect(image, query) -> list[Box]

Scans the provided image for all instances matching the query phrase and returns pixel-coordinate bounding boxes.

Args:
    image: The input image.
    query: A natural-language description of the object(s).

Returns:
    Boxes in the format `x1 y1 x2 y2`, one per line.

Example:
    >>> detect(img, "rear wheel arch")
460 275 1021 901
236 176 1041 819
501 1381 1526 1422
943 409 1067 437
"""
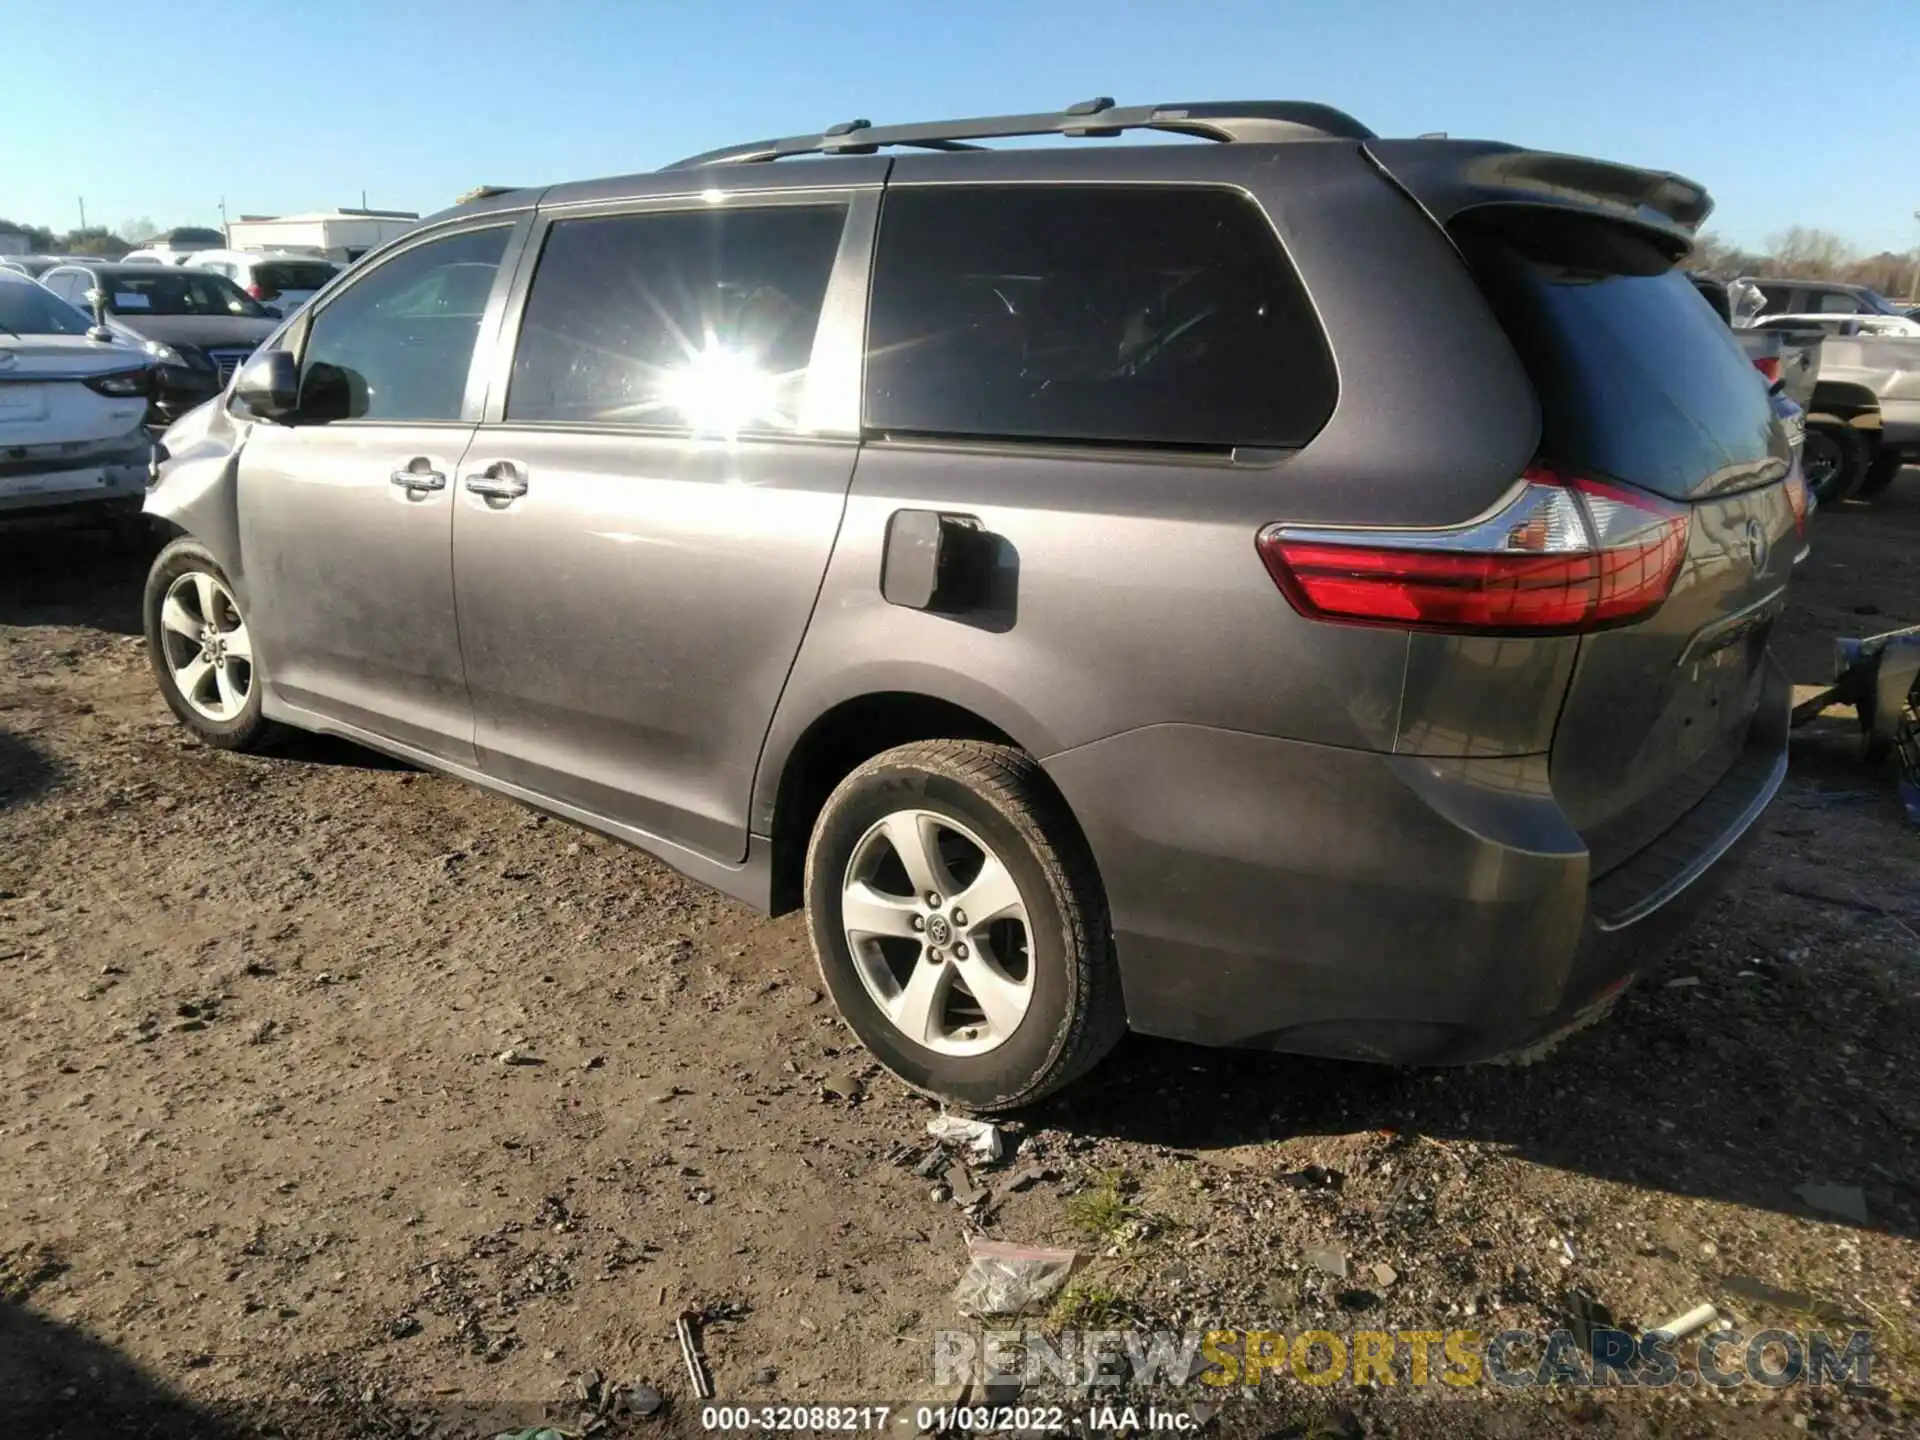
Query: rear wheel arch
765 690 1085 916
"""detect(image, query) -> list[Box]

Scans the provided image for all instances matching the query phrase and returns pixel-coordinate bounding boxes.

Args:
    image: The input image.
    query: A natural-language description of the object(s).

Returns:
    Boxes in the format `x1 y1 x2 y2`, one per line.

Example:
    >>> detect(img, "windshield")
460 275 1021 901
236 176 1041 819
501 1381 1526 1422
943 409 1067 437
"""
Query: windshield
0 280 92 335
103 270 269 318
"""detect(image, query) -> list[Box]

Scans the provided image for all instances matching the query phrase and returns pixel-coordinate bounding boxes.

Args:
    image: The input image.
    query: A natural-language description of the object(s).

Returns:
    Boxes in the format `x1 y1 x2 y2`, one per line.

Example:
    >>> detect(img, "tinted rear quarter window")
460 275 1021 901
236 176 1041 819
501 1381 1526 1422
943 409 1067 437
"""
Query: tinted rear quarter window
864 186 1336 450
507 205 847 433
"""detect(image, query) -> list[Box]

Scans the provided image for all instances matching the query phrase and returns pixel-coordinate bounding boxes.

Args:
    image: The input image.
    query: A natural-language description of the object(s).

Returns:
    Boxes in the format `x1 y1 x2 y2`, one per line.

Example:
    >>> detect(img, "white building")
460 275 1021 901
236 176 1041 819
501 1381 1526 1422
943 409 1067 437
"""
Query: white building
223 208 420 263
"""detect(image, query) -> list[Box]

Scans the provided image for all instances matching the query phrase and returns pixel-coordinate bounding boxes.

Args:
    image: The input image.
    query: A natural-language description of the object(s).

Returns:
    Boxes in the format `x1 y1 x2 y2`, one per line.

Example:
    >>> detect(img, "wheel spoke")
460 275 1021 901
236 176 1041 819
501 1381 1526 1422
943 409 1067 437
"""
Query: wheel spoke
952 855 1024 931
890 954 951 1045
175 655 213 705
160 594 200 640
841 880 921 940
214 665 241 717
222 621 252 662
881 812 949 899
958 948 1029 1037
192 572 220 626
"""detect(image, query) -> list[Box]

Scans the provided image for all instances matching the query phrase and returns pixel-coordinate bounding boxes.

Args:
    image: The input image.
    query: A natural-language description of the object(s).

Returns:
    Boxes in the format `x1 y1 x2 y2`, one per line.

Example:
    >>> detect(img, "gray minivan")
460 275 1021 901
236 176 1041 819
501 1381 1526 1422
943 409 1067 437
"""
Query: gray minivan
142 100 1805 1109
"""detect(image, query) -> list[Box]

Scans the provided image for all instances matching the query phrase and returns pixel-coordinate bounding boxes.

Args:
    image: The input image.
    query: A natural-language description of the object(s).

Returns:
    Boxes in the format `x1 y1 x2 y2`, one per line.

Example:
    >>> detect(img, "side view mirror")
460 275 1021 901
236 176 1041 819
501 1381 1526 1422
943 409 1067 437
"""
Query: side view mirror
234 350 300 423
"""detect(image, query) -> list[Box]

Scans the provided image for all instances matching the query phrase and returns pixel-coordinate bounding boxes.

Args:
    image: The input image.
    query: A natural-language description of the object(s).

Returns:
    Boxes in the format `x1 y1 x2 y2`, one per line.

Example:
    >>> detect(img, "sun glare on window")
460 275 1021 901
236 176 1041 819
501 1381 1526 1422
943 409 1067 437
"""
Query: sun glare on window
656 343 784 437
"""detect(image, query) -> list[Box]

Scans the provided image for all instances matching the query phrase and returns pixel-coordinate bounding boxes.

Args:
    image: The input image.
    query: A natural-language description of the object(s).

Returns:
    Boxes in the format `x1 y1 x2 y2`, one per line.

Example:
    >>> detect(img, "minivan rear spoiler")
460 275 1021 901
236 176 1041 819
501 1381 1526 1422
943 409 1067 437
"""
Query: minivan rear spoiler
1364 140 1712 256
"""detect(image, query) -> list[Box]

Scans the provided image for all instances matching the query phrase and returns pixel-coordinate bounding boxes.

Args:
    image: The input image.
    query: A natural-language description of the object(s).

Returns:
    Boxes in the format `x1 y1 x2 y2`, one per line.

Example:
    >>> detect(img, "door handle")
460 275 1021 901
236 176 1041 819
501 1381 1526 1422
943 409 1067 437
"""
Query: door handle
390 465 447 491
464 464 529 501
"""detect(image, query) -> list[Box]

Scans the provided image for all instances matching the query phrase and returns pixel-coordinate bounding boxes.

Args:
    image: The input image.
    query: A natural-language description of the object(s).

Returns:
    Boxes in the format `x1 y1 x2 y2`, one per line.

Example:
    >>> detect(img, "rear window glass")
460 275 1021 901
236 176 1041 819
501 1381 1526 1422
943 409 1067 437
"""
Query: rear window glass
257 262 337 293
0 279 90 334
864 186 1336 450
1459 215 1777 496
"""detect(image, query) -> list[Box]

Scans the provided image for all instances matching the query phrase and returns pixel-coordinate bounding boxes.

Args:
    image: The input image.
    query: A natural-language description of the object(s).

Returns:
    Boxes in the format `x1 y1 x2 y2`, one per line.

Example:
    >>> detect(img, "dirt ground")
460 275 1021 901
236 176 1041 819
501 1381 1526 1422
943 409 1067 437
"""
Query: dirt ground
2 474 1917 1440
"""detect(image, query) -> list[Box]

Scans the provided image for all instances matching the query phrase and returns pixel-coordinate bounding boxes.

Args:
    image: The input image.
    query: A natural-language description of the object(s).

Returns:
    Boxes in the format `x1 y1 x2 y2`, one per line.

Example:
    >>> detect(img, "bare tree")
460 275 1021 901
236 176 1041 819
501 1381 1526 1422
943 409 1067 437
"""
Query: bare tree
1764 226 1855 279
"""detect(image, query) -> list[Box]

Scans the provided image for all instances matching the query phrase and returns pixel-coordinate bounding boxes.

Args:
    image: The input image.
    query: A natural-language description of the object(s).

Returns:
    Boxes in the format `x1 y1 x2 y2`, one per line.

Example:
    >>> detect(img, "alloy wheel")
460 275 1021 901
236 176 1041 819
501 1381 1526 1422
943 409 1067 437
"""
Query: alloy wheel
840 809 1035 1056
157 570 254 723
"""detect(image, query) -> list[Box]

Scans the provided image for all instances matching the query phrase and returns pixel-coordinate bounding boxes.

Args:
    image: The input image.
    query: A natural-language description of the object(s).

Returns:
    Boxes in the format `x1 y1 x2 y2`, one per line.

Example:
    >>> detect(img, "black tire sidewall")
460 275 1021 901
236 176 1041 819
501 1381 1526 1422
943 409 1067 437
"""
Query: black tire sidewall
1806 425 1868 503
144 539 269 749
806 762 1077 1110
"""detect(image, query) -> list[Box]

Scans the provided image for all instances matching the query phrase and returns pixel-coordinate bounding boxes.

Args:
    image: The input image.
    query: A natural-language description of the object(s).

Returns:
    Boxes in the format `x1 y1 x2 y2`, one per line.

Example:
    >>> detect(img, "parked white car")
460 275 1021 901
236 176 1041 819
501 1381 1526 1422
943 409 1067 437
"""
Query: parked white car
181 249 341 315
0 271 155 541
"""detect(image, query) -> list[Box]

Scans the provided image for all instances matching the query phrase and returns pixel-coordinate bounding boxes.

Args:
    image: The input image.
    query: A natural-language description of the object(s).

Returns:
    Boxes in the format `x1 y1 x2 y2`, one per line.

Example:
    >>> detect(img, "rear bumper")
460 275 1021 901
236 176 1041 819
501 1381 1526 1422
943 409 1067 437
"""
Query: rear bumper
0 435 152 524
1043 660 1789 1065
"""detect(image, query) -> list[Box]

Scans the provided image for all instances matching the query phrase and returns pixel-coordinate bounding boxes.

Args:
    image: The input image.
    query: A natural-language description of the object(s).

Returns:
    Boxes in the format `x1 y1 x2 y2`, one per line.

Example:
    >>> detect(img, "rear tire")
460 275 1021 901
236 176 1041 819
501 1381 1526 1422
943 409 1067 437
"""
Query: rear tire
1857 450 1906 498
144 538 277 752
803 739 1125 1112
1803 424 1869 504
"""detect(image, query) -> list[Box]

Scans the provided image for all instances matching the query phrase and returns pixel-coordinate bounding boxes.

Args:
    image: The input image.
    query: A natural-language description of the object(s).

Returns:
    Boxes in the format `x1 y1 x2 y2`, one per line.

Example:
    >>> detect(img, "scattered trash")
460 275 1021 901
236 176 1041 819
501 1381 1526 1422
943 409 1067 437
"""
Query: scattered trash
947 1166 988 1209
1793 1182 1870 1224
913 1149 951 1180
952 1237 1078 1317
1003 1165 1052 1194
1720 1274 1866 1327
1370 1262 1399 1289
497 1048 543 1066
1663 976 1700 990
927 1115 1004 1163
1335 1289 1380 1311
624 1382 664 1418
1302 1246 1349 1280
388 1313 421 1339
676 1310 714 1400
750 1366 778 1386
1646 1302 1719 1343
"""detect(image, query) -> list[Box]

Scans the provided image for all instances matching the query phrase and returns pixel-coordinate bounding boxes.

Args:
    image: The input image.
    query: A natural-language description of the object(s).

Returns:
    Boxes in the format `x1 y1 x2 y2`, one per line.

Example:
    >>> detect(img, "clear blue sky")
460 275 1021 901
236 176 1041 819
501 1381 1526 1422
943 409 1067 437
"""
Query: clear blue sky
4 0 1917 254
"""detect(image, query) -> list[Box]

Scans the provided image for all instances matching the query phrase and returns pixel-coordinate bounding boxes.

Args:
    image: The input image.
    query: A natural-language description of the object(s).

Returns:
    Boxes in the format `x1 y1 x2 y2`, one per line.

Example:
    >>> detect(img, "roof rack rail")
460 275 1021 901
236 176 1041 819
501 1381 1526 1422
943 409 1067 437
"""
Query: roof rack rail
666 98 1375 168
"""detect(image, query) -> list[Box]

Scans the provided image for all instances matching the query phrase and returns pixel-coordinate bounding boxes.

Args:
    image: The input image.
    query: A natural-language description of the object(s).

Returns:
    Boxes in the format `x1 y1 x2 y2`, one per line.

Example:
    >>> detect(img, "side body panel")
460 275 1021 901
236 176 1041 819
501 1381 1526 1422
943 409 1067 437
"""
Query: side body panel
755 142 1546 840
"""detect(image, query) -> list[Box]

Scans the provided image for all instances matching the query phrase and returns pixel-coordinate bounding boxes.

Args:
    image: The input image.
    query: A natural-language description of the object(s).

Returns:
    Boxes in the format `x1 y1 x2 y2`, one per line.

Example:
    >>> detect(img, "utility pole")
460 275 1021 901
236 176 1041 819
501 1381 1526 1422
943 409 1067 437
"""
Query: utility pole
219 196 229 245
77 196 87 231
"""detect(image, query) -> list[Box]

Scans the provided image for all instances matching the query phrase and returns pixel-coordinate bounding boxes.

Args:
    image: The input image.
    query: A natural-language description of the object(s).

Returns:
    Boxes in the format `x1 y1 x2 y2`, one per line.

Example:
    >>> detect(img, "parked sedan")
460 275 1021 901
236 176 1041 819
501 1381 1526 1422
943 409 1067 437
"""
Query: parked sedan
37 263 280 425
0 271 154 541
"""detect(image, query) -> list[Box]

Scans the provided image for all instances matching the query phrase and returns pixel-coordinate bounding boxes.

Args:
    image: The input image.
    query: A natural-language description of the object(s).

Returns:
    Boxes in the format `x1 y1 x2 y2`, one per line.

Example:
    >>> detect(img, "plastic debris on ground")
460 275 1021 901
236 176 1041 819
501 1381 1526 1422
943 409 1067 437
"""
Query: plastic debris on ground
927 1114 1004 1163
952 1237 1078 1317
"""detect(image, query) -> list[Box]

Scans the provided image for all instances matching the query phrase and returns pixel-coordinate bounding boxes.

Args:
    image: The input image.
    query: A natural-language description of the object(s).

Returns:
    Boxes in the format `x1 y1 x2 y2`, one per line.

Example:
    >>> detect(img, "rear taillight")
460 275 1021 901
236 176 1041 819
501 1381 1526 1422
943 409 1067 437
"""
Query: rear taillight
83 368 151 398
1752 355 1783 390
1257 464 1691 634
246 283 266 299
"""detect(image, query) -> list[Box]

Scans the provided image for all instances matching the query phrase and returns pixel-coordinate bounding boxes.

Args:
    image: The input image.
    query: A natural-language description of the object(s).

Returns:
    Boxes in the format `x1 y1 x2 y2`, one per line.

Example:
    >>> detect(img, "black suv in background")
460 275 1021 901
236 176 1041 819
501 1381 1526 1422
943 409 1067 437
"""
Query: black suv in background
144 100 1801 1108
38 263 281 425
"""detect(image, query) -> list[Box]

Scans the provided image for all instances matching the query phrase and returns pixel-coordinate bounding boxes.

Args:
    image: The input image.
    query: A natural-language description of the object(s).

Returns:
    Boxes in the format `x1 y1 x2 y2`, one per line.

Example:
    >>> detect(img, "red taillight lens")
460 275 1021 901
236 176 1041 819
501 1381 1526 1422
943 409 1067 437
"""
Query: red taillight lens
246 283 265 299
1752 355 1783 390
1258 465 1691 634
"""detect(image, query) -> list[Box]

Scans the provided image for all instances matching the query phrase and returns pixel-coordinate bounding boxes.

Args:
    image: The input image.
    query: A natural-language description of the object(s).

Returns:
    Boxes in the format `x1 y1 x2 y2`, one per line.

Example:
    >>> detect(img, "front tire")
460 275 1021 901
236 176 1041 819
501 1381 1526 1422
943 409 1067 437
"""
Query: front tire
144 538 276 751
804 740 1124 1112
